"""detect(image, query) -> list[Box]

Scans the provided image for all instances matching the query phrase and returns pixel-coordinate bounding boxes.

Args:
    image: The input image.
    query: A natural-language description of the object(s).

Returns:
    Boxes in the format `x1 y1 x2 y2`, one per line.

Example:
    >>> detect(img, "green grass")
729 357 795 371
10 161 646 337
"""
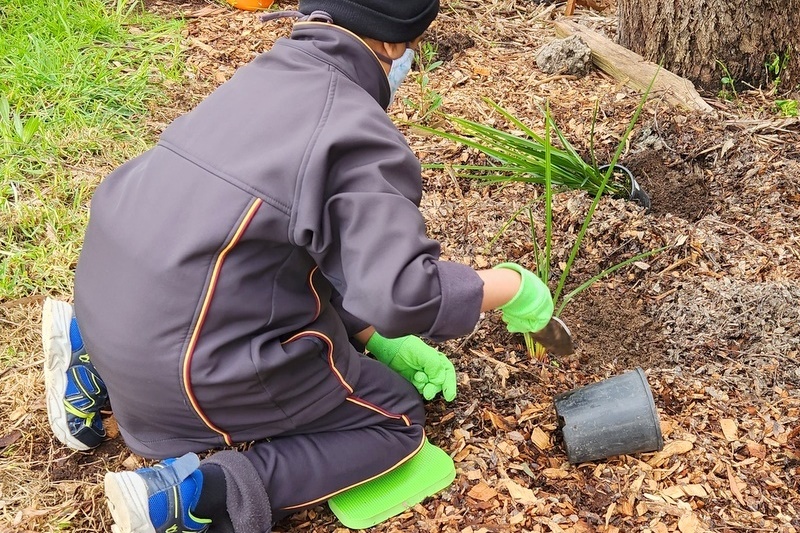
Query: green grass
0 0 185 300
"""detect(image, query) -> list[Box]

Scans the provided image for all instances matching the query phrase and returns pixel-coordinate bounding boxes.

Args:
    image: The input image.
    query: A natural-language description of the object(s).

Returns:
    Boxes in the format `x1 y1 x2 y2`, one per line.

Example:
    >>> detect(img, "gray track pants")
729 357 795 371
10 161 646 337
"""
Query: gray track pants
211 356 427 528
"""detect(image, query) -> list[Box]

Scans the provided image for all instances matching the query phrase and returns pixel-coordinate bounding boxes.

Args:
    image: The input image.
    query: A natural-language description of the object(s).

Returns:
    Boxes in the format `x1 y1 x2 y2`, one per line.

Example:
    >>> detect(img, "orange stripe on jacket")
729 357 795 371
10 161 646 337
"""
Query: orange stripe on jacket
346 396 412 426
281 330 354 394
182 198 263 445
307 266 321 321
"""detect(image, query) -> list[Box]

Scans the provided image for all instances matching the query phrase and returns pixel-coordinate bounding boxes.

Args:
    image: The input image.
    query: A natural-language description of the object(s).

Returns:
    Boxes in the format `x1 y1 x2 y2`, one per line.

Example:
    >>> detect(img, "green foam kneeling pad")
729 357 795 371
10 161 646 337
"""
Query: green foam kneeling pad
328 439 456 529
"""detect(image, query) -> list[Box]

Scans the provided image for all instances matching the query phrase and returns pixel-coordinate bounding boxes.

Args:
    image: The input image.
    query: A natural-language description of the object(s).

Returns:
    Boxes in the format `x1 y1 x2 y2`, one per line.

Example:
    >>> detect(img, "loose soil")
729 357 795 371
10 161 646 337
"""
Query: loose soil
624 150 712 221
560 285 666 371
1 1 798 532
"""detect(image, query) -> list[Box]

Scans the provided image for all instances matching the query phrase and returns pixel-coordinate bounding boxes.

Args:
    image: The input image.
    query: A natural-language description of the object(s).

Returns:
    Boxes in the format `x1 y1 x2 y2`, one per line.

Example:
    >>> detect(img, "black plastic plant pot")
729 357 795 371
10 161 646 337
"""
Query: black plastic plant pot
599 164 651 211
554 367 664 464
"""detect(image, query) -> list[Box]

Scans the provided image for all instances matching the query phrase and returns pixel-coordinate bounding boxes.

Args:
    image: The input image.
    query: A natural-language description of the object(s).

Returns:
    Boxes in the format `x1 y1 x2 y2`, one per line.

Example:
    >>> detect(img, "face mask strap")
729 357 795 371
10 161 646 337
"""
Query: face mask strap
373 50 394 66
375 42 415 65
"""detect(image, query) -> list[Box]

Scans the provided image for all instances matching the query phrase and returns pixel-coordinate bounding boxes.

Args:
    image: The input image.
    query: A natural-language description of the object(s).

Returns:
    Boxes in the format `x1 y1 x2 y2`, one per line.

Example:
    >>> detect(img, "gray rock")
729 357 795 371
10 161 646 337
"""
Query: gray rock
535 35 593 75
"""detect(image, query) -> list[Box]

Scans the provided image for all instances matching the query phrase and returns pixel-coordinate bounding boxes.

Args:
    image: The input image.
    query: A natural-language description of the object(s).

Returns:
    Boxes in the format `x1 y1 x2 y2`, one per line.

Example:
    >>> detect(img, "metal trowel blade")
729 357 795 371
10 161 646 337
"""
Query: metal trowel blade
531 316 574 356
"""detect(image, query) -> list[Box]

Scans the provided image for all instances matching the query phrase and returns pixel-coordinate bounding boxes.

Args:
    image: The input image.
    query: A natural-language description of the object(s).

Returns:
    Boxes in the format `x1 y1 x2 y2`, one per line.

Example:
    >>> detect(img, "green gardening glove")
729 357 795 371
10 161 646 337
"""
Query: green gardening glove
366 333 457 401
494 262 554 333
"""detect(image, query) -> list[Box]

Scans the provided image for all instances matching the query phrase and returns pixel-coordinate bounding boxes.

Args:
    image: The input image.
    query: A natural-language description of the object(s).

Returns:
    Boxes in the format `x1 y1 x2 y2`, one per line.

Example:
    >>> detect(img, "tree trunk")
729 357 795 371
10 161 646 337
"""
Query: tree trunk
617 0 800 94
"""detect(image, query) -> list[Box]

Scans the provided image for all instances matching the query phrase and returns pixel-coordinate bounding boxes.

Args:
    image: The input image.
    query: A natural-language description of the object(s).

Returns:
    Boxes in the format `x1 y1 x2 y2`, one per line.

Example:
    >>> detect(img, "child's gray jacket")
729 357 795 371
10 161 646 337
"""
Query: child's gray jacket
74 23 483 458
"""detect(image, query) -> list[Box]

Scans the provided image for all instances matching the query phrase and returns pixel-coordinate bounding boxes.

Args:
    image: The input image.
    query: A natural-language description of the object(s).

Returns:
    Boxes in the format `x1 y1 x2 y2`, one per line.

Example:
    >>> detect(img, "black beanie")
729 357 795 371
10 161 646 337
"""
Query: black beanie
298 0 439 43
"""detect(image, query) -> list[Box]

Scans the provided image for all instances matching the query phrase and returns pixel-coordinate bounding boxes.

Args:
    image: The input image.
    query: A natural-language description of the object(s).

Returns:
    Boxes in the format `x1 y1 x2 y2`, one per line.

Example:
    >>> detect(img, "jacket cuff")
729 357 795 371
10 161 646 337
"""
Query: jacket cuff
426 261 484 342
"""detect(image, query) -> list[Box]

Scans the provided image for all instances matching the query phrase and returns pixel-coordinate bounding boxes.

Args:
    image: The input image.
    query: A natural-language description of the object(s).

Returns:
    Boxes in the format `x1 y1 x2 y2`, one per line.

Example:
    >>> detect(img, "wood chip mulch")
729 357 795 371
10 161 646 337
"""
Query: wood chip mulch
1 1 798 532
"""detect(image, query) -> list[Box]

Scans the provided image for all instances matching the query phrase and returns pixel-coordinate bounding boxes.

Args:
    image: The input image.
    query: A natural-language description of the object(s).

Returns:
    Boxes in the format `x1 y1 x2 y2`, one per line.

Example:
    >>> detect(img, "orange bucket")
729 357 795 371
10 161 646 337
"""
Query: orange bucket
225 0 274 11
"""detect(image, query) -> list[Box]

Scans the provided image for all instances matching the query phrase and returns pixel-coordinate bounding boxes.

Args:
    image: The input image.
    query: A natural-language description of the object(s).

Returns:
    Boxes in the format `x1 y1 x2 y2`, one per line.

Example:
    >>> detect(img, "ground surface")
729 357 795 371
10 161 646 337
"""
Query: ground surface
1 1 799 532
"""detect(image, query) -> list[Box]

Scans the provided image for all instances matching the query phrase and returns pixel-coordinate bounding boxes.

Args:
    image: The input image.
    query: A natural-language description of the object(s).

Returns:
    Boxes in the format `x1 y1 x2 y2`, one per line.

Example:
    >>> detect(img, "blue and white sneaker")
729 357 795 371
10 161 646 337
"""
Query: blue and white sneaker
42 297 108 451
105 452 212 533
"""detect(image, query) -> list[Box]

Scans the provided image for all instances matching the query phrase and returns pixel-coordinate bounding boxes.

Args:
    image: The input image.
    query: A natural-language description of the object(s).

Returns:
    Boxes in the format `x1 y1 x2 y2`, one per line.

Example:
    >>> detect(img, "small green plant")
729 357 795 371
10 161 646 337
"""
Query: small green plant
775 99 799 117
404 42 444 123
716 60 738 100
765 47 791 90
0 96 42 147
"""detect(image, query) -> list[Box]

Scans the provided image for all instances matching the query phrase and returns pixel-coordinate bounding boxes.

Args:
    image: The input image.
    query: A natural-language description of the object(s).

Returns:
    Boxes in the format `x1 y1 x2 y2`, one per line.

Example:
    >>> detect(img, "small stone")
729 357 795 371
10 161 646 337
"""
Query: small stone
535 35 593 75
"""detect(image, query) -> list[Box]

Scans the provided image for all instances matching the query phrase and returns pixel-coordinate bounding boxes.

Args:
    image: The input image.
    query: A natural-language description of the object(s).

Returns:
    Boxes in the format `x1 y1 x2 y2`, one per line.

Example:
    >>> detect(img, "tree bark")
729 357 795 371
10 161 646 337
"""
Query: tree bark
617 0 800 93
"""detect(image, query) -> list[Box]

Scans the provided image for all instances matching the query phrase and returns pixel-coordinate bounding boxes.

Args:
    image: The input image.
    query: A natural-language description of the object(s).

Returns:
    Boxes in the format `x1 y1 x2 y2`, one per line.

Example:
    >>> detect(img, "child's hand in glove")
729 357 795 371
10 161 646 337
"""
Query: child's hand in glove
494 262 554 333
366 333 457 401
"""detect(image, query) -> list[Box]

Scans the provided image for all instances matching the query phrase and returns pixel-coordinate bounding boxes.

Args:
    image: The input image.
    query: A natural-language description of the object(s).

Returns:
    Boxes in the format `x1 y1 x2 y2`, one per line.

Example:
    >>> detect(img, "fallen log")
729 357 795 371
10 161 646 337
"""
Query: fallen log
553 19 715 114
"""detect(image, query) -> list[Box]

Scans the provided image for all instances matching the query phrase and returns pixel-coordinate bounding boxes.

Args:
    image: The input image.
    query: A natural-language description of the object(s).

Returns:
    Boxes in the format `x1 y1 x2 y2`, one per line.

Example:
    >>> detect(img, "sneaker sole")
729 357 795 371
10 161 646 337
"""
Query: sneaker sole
105 471 156 533
42 298 92 451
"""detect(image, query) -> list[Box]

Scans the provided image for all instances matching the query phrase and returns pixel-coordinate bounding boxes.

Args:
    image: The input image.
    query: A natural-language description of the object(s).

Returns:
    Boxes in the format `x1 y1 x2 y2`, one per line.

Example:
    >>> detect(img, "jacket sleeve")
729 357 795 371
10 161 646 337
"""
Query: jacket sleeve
290 103 483 342
330 288 370 340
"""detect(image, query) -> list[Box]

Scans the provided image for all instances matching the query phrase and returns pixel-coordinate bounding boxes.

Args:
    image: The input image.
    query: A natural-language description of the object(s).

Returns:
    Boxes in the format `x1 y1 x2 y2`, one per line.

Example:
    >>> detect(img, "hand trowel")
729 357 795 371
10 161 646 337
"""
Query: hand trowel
530 316 574 356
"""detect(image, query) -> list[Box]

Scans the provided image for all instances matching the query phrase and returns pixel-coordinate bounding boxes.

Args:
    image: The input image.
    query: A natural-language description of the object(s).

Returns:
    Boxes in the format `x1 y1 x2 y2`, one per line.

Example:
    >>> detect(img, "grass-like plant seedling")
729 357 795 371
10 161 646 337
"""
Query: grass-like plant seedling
415 98 633 198
522 96 669 361
416 73 669 361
